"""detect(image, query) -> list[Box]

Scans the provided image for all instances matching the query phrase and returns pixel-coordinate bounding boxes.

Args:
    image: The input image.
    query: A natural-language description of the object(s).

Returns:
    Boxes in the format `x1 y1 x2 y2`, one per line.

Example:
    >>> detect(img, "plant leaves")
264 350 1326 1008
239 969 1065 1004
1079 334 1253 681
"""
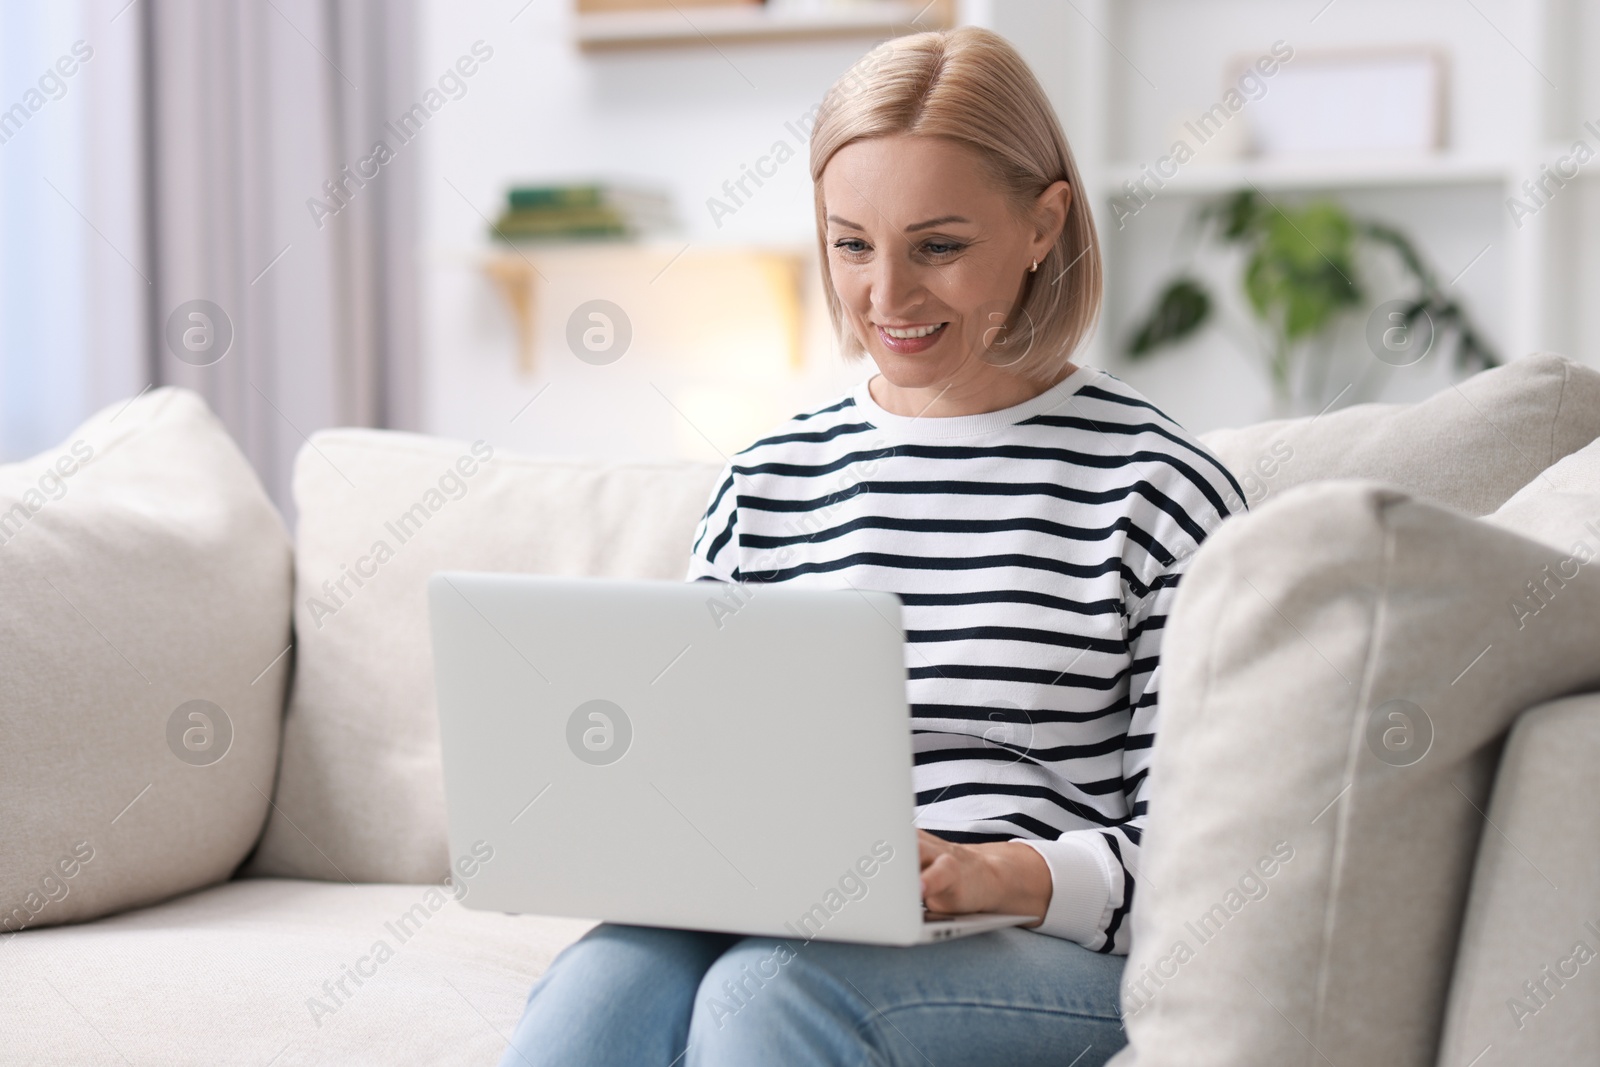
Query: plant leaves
1237 198 1361 345
1126 277 1212 358
1141 188 1502 403
1211 190 1260 241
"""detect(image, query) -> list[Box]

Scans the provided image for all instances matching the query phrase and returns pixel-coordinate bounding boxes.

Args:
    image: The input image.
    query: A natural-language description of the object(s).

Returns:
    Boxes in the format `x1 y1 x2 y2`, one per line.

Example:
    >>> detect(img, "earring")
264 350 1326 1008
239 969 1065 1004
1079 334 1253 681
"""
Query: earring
1030 259 1039 273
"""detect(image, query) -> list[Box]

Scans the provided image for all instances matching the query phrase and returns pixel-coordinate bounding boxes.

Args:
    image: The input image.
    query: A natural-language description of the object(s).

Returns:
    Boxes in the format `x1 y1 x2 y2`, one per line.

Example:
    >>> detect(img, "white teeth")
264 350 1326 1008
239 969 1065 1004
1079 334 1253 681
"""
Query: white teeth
882 323 944 339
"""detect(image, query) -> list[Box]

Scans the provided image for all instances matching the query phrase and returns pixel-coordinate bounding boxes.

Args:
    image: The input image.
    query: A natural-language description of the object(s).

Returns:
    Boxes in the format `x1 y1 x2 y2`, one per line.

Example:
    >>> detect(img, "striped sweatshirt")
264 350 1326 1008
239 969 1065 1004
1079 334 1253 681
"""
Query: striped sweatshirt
686 365 1245 953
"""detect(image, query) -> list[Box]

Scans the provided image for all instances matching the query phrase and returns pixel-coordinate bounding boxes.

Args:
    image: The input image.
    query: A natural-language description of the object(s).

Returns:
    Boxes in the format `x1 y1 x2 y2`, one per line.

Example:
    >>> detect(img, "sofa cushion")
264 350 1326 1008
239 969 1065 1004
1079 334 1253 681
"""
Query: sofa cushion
246 431 720 882
4 877 594 1065
1485 432 1600 549
1197 353 1600 515
1110 481 1600 1067
1429 442 1600 1064
0 388 292 931
1433 693 1600 1067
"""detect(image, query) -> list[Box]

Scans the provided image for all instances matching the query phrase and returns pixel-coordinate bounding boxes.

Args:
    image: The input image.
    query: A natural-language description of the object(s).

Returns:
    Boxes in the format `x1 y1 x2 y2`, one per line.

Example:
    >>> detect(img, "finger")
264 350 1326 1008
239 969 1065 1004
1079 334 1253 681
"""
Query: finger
921 854 961 911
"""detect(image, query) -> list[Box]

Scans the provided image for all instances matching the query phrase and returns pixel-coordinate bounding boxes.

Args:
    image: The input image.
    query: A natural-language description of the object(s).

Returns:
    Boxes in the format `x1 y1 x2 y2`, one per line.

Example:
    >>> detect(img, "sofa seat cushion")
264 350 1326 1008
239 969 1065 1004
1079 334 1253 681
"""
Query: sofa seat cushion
1197 353 1600 515
1435 693 1600 1067
5 877 593 1066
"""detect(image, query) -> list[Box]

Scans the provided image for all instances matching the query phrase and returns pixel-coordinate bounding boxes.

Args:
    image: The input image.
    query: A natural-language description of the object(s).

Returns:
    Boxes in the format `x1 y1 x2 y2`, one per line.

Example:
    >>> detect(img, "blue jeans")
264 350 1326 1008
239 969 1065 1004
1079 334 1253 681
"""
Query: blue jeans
498 923 1126 1066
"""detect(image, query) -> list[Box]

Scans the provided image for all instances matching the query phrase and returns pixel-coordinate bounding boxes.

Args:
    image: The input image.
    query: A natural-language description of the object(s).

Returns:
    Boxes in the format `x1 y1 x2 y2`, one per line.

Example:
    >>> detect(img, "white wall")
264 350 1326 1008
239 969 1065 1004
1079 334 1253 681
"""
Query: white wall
417 0 892 463
417 0 1600 458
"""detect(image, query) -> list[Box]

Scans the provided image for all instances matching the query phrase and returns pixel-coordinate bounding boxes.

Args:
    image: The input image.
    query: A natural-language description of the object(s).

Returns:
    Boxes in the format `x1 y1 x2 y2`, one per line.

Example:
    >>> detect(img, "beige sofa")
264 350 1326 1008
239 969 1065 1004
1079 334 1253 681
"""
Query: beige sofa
5 355 1600 1066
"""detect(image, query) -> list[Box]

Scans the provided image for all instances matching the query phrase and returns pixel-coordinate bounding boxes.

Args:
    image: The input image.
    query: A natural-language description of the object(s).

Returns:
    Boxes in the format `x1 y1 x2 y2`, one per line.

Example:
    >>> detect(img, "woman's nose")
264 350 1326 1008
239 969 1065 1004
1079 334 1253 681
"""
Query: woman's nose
869 246 925 318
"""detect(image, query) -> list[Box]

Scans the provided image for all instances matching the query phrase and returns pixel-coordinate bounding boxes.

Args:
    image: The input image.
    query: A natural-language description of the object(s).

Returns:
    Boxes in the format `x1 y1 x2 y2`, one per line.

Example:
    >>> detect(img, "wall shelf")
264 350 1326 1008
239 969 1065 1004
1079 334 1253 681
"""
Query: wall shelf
1100 154 1515 200
432 241 808 375
575 0 954 51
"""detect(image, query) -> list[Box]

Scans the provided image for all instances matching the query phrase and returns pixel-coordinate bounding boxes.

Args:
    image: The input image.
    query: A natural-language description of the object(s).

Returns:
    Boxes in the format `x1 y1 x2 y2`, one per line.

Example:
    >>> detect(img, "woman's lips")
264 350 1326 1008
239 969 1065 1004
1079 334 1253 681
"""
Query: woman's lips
876 322 948 354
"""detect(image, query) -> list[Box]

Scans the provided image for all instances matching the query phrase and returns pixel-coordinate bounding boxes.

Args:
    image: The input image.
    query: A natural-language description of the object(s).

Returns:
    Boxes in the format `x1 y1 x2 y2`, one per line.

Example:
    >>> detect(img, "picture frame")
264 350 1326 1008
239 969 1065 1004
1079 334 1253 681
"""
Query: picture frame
1236 47 1448 157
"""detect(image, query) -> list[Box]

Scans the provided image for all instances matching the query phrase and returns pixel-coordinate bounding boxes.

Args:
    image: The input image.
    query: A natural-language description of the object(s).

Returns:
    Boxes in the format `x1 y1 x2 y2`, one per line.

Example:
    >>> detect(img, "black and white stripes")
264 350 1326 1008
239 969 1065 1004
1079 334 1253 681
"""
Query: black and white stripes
687 366 1245 953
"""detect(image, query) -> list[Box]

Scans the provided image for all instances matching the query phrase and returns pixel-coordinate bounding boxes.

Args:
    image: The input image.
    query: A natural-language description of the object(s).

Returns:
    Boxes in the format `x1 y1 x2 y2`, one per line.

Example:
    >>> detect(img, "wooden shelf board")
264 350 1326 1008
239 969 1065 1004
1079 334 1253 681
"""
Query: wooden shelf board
1100 154 1515 198
575 1 952 50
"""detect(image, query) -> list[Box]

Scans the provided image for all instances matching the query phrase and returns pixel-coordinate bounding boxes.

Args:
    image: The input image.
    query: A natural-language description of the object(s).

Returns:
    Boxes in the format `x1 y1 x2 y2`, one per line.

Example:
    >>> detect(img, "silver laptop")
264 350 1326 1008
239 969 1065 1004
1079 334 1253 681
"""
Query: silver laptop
427 572 1037 946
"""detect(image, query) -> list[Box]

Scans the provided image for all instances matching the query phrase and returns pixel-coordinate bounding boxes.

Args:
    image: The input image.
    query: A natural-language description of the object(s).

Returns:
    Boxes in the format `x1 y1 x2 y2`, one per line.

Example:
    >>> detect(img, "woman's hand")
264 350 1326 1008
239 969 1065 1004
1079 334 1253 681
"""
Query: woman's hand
917 829 1051 925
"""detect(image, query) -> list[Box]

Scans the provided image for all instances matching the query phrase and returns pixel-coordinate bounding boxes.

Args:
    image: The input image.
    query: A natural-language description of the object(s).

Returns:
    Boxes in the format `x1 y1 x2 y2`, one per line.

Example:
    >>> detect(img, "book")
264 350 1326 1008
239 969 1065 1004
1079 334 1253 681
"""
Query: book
508 183 669 217
494 182 675 242
491 207 630 240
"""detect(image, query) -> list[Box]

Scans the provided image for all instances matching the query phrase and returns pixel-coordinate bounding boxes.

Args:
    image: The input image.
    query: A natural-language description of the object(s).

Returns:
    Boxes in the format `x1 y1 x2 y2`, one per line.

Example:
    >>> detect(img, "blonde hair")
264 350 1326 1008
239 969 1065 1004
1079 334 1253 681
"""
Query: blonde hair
808 27 1102 382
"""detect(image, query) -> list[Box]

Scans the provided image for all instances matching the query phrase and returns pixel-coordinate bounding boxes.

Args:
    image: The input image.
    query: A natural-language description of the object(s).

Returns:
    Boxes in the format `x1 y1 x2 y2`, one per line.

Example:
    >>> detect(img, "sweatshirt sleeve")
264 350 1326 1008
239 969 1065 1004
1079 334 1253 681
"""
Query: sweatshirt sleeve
1014 407 1253 952
1015 562 1180 953
686 463 740 583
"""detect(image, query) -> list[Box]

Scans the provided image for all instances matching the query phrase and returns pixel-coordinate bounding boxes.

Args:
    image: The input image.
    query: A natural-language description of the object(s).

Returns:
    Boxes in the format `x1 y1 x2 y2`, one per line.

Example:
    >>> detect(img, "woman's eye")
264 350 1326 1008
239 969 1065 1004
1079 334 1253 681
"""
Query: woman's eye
831 237 963 259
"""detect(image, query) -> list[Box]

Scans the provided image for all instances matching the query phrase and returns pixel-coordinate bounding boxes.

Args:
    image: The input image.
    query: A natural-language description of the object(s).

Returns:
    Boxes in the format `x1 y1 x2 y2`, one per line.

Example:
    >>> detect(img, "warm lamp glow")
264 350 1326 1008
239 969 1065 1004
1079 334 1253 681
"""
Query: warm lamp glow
482 244 804 378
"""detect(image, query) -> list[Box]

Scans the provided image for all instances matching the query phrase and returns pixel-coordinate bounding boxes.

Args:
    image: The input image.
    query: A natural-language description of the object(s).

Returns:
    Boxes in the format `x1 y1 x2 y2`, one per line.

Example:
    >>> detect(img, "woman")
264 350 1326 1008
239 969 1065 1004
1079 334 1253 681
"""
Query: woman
502 26 1244 1067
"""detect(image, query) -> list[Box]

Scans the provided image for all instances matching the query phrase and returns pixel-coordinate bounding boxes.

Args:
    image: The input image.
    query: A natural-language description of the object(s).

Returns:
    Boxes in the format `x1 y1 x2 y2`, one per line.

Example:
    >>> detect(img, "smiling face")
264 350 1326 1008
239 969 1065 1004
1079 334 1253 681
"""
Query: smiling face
820 133 1071 411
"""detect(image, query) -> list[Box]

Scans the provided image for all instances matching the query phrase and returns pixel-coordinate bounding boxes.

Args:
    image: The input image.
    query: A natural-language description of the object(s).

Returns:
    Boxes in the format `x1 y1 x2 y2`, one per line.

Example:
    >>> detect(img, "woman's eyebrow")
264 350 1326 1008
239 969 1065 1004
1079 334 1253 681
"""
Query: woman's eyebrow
906 215 970 231
824 214 971 232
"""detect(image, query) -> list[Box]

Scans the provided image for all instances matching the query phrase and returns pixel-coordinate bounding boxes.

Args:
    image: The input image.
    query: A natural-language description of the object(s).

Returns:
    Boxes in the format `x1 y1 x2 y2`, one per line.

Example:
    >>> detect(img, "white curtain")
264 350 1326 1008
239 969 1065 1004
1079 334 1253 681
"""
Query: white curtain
0 1 419 513
0 0 146 460
142 0 420 514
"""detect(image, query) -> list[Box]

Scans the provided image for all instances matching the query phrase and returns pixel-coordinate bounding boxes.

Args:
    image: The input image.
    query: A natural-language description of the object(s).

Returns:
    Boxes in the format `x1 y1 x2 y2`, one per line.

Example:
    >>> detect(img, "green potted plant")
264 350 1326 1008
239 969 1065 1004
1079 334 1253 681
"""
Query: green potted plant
1124 190 1499 413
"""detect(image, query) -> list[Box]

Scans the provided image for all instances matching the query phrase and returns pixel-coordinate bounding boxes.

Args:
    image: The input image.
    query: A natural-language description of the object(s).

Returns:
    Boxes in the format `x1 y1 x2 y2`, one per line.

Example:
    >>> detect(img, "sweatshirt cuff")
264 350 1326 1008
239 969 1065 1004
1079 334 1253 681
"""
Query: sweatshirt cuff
1018 834 1114 945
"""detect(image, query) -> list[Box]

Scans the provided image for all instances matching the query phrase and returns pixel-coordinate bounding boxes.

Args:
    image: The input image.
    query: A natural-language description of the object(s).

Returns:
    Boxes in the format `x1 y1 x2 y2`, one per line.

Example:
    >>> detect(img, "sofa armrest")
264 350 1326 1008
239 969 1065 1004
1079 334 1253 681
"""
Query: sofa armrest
1437 692 1600 1066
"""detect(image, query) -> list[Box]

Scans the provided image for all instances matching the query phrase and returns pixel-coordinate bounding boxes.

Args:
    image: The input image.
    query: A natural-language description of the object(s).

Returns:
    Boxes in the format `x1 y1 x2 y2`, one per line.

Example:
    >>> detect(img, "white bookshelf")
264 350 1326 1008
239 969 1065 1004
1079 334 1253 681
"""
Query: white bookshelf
977 0 1592 429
